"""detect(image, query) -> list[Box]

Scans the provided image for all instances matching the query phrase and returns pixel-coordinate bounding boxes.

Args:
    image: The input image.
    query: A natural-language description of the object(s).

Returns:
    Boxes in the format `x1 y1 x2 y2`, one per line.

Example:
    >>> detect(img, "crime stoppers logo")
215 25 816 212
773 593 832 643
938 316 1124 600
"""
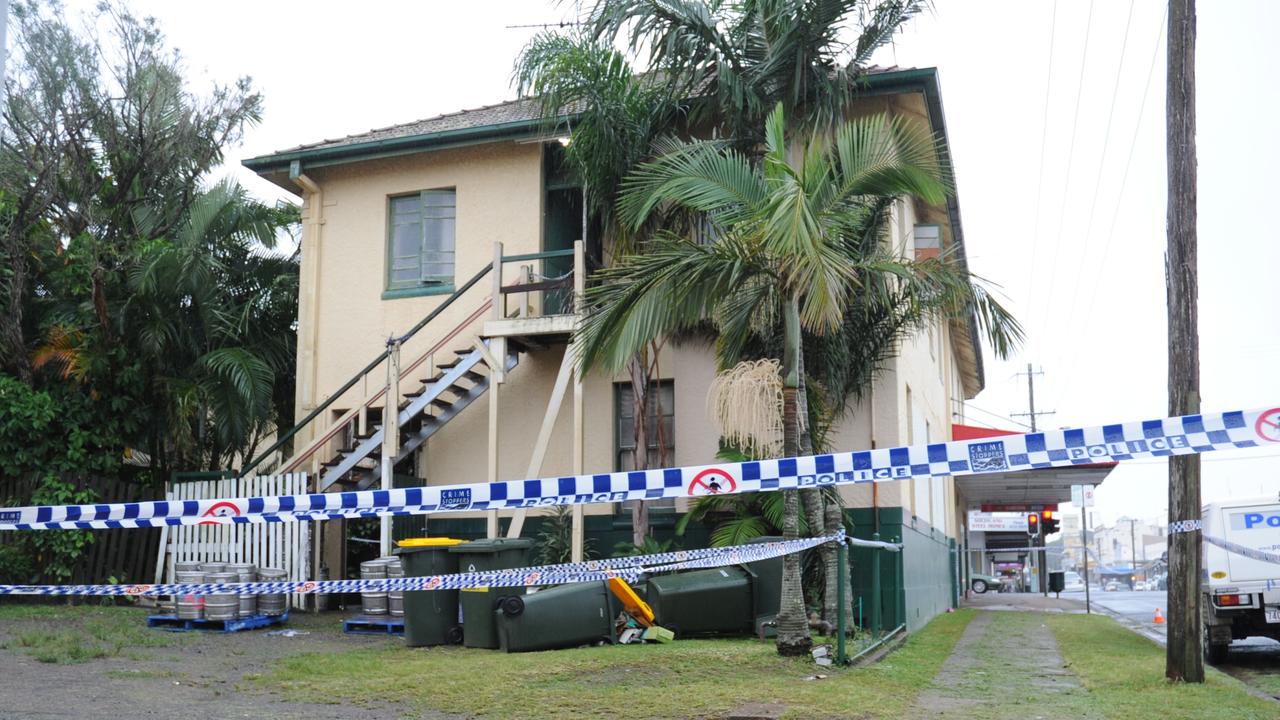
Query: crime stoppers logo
199 500 242 525
1256 408 1280 443
967 441 1008 472
687 468 737 496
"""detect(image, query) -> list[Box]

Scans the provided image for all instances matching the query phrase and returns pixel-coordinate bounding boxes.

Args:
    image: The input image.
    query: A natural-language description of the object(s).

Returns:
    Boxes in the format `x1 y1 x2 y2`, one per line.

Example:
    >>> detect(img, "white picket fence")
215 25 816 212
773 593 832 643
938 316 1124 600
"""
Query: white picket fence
154 473 311 610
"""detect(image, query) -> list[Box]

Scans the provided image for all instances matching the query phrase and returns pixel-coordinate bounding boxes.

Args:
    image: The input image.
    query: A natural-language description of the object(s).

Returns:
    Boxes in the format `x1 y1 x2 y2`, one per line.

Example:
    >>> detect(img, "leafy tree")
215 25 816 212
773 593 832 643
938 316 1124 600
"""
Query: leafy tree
0 1 296 482
577 104 1021 654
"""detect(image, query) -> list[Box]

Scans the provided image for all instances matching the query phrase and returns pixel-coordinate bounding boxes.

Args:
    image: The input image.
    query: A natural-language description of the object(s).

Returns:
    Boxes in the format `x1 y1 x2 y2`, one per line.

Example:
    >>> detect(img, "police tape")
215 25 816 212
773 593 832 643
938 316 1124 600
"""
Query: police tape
0 533 841 597
4 405 1277 531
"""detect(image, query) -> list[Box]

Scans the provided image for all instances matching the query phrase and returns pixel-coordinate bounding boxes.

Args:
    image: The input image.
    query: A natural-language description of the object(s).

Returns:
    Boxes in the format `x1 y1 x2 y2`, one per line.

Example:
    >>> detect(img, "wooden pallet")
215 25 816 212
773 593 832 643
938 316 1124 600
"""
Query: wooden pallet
343 614 405 635
147 612 289 633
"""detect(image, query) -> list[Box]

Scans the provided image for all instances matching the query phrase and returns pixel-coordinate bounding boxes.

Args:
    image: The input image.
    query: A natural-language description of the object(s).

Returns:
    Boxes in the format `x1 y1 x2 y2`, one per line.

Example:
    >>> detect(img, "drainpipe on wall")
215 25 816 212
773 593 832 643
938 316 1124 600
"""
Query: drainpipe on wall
289 163 326 597
870 384 879 533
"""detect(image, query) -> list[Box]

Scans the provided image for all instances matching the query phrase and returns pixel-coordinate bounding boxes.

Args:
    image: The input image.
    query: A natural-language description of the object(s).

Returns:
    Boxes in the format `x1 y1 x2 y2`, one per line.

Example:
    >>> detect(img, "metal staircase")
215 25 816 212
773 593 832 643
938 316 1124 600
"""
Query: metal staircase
318 340 521 491
236 242 582 495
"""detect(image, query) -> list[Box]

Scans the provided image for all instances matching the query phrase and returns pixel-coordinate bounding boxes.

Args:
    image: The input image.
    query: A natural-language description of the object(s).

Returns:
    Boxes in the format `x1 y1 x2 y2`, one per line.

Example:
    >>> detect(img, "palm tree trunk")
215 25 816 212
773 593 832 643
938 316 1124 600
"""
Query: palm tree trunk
794 347 838 627
628 352 650 547
775 296 811 656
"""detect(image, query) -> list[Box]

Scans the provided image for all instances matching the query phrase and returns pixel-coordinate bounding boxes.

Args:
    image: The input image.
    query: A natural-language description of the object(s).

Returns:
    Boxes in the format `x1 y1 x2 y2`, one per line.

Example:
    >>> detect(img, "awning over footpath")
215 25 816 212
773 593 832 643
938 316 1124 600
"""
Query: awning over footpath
951 424 1117 509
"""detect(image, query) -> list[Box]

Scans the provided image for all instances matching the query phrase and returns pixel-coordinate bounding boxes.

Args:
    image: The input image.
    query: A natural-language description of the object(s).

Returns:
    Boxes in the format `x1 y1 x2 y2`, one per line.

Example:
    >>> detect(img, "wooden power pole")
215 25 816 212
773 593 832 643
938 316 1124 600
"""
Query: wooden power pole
1166 0 1202 683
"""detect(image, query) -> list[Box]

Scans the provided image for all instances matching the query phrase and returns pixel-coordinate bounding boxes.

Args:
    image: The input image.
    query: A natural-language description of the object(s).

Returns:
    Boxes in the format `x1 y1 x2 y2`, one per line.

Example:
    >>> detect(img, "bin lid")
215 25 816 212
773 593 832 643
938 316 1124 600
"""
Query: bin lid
399 535 465 545
448 537 534 554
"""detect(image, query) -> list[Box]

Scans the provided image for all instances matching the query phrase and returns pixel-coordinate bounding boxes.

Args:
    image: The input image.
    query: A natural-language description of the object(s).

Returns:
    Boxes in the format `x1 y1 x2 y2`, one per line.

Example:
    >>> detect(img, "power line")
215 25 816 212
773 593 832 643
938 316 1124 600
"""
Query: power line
1055 0 1136 371
962 401 1032 430
1038 0 1096 339
1022 0 1060 356
1060 7 1167 395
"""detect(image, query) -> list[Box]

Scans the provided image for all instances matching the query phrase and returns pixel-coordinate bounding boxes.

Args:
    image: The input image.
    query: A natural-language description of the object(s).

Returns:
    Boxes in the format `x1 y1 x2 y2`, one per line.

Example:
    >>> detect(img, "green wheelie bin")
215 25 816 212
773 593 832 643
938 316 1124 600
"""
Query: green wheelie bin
495 580 622 653
449 538 533 648
646 566 754 636
395 537 465 647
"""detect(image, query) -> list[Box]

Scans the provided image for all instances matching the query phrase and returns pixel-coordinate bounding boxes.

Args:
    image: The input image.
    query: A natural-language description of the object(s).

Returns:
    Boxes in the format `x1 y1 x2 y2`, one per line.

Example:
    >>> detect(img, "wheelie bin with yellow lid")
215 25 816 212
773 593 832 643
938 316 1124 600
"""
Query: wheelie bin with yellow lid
395 537 464 646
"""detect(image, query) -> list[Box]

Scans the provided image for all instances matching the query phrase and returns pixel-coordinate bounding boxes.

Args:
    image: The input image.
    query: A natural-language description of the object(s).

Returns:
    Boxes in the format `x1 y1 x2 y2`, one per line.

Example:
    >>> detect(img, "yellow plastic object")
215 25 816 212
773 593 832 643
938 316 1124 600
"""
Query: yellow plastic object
398 537 464 547
608 577 655 627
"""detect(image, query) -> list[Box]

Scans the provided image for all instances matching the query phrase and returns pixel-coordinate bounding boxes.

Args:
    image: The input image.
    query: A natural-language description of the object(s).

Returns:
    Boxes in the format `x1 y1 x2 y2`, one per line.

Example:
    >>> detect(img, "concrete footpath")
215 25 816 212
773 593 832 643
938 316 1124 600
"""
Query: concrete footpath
910 597 1099 719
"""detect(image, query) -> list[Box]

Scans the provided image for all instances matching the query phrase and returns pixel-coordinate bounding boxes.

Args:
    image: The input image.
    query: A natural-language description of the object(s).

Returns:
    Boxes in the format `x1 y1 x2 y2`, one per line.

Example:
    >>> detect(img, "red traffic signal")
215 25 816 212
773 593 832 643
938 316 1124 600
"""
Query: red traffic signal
1027 513 1040 537
1041 511 1061 535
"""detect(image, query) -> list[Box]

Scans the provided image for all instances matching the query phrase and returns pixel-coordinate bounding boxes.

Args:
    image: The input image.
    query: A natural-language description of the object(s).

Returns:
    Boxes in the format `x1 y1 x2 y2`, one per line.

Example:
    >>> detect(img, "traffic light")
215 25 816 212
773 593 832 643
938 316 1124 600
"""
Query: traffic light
1027 513 1040 537
1041 510 1060 535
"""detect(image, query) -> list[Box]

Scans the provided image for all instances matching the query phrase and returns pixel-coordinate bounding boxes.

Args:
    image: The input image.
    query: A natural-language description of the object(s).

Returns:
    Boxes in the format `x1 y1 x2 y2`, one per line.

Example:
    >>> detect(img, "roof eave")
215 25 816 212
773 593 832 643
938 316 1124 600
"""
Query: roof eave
242 115 567 177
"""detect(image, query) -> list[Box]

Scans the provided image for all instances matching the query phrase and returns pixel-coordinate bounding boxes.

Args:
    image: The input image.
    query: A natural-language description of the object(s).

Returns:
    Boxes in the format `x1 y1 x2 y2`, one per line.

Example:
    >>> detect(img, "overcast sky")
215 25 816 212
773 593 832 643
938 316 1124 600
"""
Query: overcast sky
57 0 1280 530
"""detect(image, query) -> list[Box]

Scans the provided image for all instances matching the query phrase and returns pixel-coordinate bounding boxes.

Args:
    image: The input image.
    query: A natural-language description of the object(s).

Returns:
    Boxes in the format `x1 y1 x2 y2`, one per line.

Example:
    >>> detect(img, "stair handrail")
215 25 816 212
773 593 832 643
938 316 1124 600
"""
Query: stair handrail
273 298 492 476
237 262 495 479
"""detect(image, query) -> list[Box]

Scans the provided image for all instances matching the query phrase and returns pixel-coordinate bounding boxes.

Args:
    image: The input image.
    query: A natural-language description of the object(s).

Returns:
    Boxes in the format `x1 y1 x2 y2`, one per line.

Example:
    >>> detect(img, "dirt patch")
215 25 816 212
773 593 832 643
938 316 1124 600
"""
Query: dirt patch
0 606 434 719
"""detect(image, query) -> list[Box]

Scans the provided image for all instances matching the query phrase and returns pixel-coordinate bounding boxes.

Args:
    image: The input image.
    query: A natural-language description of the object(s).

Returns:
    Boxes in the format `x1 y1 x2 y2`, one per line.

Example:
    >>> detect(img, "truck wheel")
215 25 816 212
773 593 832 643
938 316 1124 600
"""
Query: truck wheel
972 579 988 594
1203 626 1229 665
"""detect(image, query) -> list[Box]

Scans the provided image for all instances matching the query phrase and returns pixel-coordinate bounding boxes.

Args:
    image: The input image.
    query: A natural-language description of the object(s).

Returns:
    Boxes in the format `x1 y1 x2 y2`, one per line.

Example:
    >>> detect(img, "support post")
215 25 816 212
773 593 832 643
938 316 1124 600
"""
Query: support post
487 242 503 539
836 540 848 665
380 338 401 557
871 532 882 637
1166 0 1202 683
571 240 586 562
1082 507 1092 614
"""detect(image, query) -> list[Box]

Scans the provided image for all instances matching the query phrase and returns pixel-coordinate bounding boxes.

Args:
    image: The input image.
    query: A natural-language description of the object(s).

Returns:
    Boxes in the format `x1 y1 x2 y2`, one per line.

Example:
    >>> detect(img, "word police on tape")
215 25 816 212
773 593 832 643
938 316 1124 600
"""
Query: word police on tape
2 407 1276 531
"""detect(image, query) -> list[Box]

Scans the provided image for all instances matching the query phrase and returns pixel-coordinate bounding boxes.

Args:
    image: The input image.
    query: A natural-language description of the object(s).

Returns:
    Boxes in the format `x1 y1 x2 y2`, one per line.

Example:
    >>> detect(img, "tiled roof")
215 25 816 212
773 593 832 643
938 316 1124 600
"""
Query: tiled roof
275 97 546 155
253 65 911 161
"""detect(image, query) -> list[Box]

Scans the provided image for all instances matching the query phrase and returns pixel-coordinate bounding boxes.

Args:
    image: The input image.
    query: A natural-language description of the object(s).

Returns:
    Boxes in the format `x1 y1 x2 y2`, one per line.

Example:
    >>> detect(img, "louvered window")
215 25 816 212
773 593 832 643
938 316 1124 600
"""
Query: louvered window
388 190 456 290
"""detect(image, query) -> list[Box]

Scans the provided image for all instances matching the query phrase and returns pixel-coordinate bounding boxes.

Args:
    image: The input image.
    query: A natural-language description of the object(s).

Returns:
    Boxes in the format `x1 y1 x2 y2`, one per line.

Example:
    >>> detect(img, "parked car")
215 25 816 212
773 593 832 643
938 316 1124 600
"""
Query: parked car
1063 571 1086 592
971 572 1001 594
1104 580 1122 592
1134 580 1148 591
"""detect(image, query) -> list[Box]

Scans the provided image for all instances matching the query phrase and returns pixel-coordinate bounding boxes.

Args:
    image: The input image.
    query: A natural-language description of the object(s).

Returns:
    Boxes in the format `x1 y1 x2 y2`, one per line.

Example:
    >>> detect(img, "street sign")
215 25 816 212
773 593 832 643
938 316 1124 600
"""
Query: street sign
980 503 1059 513
967 512 1031 532
1071 484 1095 508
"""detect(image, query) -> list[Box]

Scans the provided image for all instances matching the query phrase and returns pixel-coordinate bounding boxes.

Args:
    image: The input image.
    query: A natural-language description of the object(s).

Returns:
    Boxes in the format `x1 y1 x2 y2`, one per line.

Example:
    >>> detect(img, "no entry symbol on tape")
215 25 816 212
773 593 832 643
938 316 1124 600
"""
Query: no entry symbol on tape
1256 408 1280 443
688 468 737 496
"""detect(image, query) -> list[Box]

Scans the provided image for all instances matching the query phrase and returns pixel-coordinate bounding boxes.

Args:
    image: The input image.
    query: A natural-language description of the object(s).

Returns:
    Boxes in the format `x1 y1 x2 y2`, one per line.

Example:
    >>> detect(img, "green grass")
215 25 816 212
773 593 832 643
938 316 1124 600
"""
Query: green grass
256 611 975 719
0 604 186 664
1047 613 1279 719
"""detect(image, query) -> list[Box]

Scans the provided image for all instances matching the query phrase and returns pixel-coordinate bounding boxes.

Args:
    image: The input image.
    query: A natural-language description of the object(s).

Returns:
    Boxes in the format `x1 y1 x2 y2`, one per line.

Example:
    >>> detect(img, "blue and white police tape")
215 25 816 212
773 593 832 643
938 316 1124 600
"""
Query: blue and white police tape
0 533 839 597
5 406 1278 531
1201 535 1280 566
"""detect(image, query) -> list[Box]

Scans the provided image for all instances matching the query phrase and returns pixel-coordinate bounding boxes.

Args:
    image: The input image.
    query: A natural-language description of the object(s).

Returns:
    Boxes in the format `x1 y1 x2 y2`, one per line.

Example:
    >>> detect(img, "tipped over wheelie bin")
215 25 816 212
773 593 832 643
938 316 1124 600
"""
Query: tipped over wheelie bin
449 538 533 648
395 537 465 647
645 536 788 637
495 580 623 652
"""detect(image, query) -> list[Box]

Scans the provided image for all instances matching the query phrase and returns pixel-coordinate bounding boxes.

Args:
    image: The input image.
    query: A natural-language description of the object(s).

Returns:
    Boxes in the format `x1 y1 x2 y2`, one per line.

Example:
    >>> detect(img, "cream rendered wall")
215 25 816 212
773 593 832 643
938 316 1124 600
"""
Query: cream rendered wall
420 338 721 521
886 198 956 537
298 142 544 418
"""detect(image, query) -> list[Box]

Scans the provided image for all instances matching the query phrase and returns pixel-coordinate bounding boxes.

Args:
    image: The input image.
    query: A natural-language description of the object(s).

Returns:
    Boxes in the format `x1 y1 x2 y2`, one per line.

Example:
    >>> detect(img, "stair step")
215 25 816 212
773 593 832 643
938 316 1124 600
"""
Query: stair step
430 398 454 410
337 446 355 454
436 358 462 370
423 370 485 385
453 348 474 356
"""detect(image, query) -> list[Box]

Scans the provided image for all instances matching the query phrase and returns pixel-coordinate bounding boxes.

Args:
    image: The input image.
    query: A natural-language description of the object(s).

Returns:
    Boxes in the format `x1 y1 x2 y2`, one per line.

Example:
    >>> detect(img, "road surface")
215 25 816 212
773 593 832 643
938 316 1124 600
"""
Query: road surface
1063 588 1280 681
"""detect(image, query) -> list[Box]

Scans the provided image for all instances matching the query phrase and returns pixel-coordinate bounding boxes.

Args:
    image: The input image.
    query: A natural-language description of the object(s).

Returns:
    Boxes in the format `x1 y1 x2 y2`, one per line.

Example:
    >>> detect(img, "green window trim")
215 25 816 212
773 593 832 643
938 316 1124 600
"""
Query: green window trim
380 284 457 301
386 188 456 294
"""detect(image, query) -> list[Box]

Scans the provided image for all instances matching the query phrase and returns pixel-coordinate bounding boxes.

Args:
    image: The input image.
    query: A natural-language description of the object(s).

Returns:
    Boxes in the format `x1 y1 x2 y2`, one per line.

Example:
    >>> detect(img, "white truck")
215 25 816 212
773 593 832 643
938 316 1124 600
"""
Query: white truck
1201 496 1280 664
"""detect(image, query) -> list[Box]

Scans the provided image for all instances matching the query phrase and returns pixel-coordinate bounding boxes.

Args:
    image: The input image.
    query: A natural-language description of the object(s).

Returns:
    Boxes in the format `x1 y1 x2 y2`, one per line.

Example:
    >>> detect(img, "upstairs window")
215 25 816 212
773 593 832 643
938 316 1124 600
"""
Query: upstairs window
615 380 675 472
387 190 456 292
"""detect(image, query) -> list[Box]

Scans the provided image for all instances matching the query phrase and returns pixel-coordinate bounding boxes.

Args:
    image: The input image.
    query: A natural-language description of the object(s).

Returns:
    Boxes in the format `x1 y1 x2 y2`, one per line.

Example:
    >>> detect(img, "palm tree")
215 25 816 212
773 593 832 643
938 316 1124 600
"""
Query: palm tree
576 104 1021 654
122 180 298 472
580 0 942 627
585 0 929 147
514 32 682 544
